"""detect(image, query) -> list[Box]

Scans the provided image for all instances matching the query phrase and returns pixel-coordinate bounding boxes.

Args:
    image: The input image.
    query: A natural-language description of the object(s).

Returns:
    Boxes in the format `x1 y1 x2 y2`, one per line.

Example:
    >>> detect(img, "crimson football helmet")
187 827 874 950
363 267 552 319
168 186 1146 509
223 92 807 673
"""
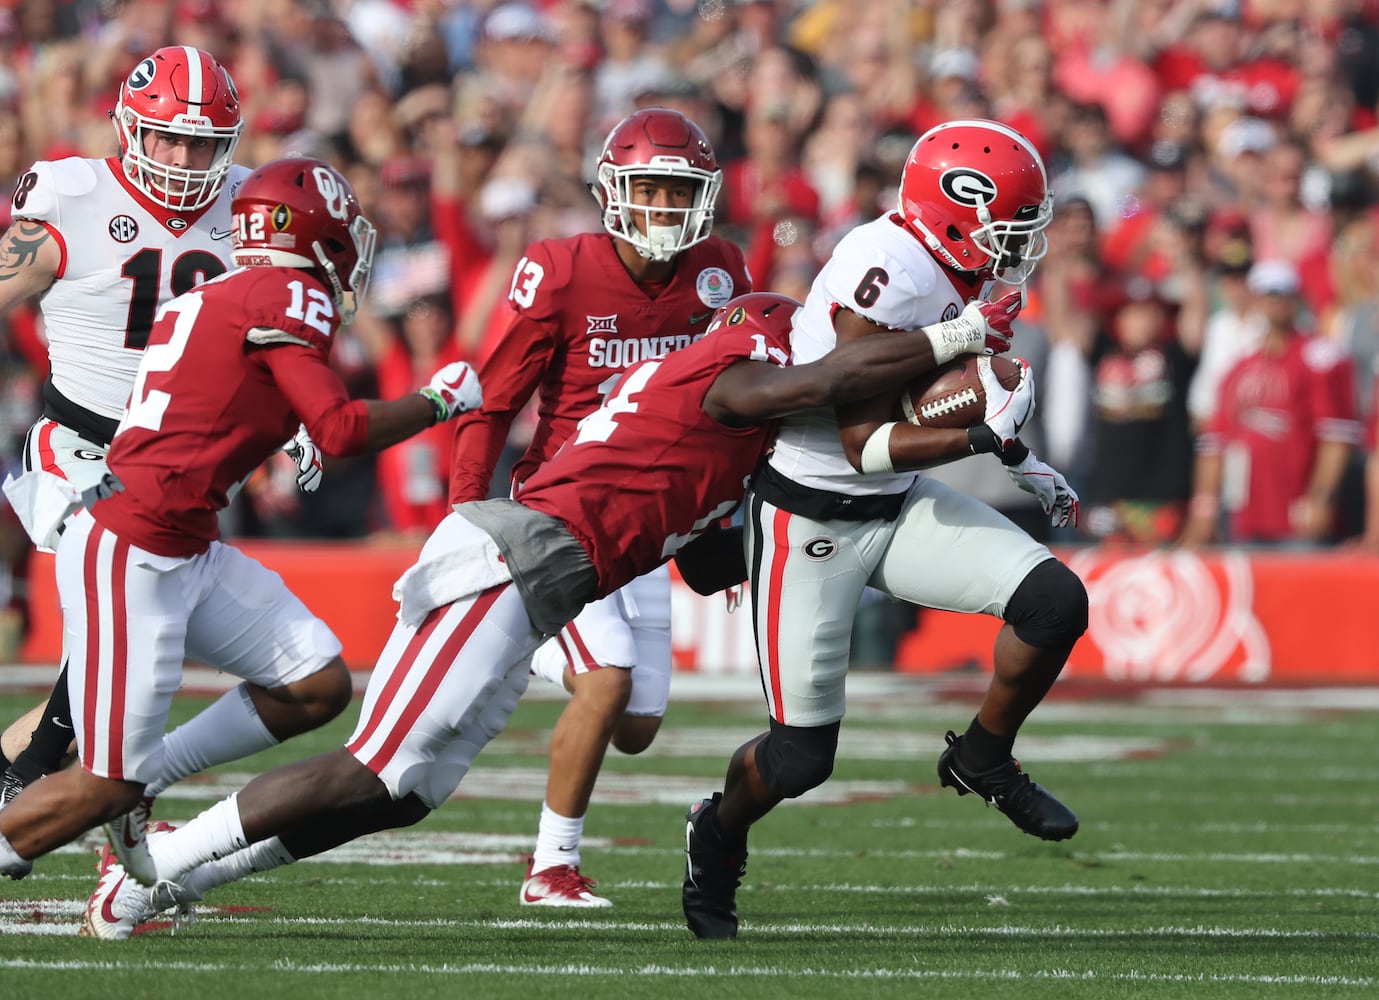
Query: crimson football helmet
113 46 243 212
897 119 1052 284
594 108 721 262
707 291 801 340
230 157 377 325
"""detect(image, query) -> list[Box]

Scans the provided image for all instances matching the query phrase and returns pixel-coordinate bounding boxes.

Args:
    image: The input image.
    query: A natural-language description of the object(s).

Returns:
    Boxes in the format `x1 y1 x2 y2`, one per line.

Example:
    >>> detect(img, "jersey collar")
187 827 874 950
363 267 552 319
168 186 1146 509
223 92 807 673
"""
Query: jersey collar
105 157 217 235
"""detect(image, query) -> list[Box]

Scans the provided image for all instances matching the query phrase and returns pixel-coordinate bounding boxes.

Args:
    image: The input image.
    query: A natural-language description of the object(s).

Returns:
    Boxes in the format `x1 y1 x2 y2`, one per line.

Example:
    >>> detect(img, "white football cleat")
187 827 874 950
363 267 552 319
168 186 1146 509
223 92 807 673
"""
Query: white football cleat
81 822 196 940
519 857 612 908
104 794 157 885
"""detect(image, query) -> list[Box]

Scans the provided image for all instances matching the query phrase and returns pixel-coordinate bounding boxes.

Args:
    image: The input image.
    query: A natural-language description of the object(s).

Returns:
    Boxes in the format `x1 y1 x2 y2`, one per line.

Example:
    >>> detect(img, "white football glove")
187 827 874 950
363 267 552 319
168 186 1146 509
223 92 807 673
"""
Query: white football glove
1006 449 1080 528
282 424 324 493
921 290 1023 363
979 355 1034 450
419 361 483 422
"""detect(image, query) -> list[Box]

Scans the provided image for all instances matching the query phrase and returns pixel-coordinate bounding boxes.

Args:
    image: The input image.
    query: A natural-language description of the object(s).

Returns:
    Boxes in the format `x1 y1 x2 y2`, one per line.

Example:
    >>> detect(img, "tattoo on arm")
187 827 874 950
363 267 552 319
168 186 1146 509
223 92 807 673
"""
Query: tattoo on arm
0 222 51 283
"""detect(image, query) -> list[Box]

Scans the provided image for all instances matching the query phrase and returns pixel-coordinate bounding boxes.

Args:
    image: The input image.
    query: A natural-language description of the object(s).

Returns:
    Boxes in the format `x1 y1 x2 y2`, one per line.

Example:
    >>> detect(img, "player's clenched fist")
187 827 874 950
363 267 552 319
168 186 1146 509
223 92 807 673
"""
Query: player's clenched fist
419 362 483 422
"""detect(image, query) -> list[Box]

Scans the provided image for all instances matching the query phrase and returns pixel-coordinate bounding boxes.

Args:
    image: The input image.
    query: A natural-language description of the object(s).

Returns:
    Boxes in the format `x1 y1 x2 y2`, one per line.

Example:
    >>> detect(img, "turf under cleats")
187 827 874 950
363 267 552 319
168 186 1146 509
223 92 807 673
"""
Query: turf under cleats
682 793 747 939
937 730 1079 841
519 858 612 908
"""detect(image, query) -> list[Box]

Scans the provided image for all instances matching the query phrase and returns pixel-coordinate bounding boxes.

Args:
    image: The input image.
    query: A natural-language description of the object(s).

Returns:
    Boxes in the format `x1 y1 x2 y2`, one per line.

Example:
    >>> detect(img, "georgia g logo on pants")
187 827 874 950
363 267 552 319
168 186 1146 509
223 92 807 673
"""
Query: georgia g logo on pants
802 536 837 561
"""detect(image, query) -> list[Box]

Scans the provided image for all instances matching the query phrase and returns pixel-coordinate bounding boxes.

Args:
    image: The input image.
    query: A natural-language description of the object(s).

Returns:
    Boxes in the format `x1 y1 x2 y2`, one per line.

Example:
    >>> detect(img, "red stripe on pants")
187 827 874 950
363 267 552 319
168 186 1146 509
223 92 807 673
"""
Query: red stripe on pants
765 506 791 724
80 522 131 778
350 585 507 772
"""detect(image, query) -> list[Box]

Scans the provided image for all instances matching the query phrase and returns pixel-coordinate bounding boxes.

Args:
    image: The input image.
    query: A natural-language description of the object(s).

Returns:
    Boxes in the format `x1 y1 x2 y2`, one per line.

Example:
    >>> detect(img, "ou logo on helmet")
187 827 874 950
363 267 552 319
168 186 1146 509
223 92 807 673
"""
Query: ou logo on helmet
312 166 351 221
940 168 998 209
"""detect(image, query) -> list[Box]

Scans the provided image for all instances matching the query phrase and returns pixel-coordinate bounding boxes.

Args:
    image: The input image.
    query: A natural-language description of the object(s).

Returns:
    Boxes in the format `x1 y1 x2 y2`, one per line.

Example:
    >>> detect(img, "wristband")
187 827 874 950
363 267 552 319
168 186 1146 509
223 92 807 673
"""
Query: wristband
860 422 897 474
998 439 1030 466
417 387 447 425
967 425 1001 455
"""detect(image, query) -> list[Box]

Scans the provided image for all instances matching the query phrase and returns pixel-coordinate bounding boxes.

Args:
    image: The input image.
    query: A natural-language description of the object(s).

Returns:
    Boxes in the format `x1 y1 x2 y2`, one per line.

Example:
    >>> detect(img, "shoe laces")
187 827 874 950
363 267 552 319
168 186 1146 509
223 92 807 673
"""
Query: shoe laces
538 865 599 894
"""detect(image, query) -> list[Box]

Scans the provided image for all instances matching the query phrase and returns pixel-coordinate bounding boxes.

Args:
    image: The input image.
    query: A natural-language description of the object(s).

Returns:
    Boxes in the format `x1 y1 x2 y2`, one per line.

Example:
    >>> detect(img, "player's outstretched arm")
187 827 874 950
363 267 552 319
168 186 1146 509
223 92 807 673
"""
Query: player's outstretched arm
0 220 61 314
704 312 967 427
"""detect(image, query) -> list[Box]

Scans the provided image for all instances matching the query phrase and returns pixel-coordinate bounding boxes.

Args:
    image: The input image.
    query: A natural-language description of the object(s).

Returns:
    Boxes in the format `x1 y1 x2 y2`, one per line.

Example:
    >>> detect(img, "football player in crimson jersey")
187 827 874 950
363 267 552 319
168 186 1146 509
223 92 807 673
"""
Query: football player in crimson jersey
0 157 483 892
0 47 318 811
59 289 1022 936
449 107 751 906
681 120 1091 940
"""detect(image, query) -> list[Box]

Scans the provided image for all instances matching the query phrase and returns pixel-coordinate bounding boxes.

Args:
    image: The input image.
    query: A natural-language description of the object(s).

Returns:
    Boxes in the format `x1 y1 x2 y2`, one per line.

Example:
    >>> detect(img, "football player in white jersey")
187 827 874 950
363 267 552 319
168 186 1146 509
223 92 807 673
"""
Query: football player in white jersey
682 120 1089 939
0 48 347 884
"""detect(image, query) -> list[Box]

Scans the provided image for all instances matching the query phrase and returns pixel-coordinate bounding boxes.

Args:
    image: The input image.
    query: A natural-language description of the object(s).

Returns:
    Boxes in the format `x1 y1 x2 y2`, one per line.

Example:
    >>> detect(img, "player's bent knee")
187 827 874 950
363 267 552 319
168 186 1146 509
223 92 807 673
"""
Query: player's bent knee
1005 558 1089 650
611 714 662 755
570 667 633 717
754 719 840 799
288 657 354 721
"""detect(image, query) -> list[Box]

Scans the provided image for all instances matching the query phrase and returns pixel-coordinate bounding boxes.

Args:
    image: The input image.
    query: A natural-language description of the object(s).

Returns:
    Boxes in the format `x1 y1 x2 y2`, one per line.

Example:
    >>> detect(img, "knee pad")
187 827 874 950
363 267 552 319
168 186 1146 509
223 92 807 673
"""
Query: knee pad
1004 557 1089 650
754 719 840 800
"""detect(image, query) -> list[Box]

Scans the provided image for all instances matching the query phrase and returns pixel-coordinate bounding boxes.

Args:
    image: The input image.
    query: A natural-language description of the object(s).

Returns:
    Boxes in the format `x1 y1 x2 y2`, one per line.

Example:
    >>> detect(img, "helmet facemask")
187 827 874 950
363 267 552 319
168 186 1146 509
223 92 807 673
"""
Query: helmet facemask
313 214 377 326
971 199 1052 284
118 114 241 211
597 160 720 262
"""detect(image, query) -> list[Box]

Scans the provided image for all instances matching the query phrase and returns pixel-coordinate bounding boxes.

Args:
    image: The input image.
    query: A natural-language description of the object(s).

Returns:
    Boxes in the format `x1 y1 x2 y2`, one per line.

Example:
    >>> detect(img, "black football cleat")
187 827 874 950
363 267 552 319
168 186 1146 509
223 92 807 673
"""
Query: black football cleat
937 730 1079 841
683 793 747 939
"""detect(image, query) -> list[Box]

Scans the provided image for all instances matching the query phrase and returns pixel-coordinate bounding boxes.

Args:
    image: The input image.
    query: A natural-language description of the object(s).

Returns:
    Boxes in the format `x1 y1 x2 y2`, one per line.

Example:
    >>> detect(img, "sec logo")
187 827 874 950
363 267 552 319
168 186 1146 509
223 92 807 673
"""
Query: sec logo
109 216 139 243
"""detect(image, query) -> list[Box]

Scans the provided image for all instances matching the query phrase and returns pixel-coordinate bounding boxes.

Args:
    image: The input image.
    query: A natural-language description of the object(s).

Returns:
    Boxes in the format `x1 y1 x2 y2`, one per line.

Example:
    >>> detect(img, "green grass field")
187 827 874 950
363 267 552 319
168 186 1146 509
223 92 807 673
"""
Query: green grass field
2 675 1378 999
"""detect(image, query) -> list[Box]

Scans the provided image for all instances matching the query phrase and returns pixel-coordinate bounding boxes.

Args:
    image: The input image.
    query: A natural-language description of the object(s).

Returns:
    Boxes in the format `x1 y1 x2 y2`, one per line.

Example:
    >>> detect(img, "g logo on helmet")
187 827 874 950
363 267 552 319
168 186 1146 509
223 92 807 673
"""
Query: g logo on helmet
127 58 156 90
312 166 350 221
940 168 998 208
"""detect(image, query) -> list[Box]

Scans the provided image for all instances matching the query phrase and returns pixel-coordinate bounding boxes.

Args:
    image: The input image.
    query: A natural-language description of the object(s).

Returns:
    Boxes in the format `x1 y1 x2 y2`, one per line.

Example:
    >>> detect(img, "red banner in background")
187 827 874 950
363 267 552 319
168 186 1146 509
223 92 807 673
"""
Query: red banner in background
15 543 1379 685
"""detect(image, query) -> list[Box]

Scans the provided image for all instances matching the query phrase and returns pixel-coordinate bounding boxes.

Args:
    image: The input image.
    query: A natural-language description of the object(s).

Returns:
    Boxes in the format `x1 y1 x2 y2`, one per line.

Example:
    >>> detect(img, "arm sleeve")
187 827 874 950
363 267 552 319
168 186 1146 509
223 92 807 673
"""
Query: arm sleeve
448 310 559 503
260 344 371 455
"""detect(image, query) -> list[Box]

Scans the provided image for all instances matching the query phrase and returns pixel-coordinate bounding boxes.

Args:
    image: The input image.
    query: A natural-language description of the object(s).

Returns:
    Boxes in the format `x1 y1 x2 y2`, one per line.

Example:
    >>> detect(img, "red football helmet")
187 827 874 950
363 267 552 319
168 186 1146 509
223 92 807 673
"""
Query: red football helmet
594 108 721 262
897 119 1052 284
230 157 377 325
113 46 243 212
707 291 801 342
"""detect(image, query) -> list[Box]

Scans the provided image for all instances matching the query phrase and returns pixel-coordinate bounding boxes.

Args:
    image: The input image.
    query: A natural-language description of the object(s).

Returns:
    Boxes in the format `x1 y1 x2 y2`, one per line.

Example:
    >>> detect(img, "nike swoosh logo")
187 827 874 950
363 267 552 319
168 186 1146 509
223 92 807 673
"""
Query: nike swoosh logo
209 228 233 240
690 310 713 325
522 886 547 903
51 716 73 730
120 823 141 850
100 873 126 925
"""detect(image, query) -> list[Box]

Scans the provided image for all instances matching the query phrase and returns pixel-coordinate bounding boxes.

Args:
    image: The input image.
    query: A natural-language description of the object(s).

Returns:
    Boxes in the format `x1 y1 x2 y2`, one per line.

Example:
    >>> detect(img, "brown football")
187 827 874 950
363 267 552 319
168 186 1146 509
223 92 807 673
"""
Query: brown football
897 354 1023 428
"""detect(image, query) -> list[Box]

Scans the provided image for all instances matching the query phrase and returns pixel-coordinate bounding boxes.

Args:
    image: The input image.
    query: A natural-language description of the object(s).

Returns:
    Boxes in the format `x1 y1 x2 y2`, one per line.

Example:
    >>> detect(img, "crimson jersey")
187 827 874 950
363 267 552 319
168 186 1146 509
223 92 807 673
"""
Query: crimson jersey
1203 334 1360 541
517 312 790 598
448 232 749 503
94 267 359 556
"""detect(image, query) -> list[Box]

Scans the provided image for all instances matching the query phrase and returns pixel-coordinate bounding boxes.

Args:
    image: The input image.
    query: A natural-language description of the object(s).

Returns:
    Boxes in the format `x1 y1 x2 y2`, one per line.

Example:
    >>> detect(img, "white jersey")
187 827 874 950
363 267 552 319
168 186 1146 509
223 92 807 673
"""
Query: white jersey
769 213 989 494
16 155 251 420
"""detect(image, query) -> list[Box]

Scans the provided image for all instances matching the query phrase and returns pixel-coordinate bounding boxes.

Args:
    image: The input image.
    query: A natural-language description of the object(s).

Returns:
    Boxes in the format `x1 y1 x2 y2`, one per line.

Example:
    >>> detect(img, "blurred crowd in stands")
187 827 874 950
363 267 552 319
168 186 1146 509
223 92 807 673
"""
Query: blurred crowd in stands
3 0 1379 652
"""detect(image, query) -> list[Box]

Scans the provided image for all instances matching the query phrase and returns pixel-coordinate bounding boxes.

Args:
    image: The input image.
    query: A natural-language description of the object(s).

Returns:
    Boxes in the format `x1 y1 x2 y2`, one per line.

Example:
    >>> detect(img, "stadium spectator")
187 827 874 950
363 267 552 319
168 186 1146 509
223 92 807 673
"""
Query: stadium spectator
1082 277 1200 544
1181 259 1362 547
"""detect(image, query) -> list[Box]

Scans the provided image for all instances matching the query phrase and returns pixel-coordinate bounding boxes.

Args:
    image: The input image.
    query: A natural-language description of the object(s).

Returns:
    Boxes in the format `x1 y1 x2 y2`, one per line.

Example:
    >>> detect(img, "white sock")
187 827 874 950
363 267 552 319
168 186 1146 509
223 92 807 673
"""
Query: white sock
0 831 28 876
531 801 584 873
529 639 573 692
146 686 276 798
182 836 296 898
150 794 248 881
